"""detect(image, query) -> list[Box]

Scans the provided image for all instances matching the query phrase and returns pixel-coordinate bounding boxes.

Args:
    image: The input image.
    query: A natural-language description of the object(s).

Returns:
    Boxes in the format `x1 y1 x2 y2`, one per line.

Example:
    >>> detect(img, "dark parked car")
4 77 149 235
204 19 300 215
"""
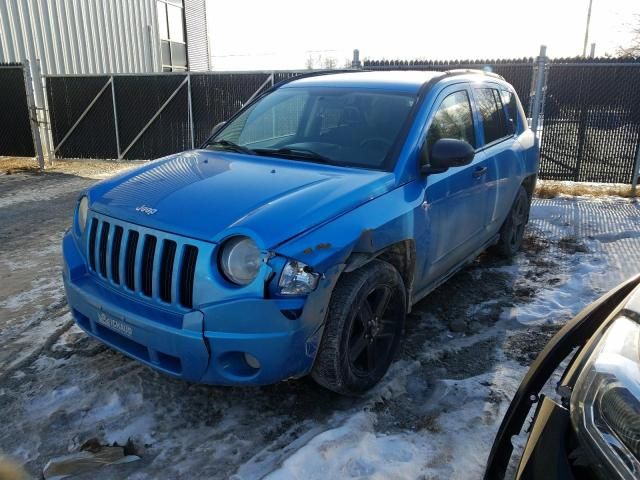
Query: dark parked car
486 274 640 480
63 70 538 395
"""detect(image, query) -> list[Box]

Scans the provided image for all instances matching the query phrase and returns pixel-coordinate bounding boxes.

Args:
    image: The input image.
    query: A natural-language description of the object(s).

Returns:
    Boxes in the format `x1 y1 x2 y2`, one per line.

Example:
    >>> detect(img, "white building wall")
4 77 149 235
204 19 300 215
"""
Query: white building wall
183 0 209 71
0 0 162 75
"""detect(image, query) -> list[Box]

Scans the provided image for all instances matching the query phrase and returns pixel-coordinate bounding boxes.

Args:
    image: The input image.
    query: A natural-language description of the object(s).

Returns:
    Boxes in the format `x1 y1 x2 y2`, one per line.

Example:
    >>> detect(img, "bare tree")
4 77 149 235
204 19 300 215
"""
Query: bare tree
617 14 640 57
322 56 337 69
305 54 315 70
305 53 339 70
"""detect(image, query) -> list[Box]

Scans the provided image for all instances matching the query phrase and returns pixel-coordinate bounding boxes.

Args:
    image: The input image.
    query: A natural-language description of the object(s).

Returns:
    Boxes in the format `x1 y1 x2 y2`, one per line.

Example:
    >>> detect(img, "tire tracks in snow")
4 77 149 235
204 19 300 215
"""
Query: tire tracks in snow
0 300 74 383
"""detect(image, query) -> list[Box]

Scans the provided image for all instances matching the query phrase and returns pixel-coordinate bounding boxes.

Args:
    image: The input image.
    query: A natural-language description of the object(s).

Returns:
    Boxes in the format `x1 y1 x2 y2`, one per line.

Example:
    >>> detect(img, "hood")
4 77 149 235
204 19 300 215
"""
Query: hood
88 150 396 248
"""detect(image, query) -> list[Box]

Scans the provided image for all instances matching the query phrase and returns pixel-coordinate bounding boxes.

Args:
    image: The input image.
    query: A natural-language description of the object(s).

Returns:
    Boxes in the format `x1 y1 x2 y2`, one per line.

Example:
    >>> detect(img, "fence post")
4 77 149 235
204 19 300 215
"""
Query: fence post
351 49 362 69
575 90 589 182
22 60 45 169
632 143 640 196
111 76 121 158
529 45 548 139
31 59 53 166
187 73 194 149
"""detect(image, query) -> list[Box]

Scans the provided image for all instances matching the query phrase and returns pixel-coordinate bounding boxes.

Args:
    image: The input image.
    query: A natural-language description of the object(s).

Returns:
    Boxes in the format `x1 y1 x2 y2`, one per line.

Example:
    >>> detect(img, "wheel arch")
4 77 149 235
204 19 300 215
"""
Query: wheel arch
344 239 416 313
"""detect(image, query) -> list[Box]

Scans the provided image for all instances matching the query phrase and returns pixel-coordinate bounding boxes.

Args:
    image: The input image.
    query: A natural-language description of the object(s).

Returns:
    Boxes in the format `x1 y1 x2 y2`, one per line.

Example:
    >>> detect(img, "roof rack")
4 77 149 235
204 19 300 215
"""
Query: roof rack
272 68 363 89
443 68 505 80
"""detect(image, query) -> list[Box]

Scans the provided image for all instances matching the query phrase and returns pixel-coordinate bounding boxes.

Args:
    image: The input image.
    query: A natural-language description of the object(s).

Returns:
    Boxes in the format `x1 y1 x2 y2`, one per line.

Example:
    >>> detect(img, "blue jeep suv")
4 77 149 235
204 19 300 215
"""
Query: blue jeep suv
63 70 538 394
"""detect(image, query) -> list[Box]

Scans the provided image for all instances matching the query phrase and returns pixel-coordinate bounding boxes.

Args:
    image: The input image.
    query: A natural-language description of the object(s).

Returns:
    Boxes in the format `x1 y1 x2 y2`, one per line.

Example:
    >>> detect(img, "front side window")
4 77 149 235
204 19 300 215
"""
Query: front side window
475 88 510 144
426 90 475 151
211 87 417 170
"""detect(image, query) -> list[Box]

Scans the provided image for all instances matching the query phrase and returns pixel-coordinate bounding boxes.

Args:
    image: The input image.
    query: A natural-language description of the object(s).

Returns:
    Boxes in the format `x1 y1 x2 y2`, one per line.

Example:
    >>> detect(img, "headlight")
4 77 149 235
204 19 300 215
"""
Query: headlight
77 196 89 234
279 260 320 295
570 315 640 479
219 236 261 285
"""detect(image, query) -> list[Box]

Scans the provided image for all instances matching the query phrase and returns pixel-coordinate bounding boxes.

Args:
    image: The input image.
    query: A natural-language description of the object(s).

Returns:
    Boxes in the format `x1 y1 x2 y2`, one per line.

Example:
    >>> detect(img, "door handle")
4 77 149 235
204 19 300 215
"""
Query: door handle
472 166 488 178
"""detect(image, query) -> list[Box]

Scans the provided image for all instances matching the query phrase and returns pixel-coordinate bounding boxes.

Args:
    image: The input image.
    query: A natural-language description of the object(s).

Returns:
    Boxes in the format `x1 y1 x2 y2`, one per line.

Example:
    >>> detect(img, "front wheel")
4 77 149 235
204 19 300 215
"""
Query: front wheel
311 260 406 395
494 185 530 258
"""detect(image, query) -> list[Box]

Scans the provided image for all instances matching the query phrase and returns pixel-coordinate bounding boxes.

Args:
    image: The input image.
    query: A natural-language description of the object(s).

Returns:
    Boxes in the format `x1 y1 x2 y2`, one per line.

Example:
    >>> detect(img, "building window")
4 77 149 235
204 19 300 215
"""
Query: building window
157 0 187 71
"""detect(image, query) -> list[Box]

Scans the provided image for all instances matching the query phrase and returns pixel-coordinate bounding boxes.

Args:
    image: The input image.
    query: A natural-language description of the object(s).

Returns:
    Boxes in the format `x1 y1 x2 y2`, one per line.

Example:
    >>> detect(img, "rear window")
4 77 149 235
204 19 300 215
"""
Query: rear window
474 88 510 145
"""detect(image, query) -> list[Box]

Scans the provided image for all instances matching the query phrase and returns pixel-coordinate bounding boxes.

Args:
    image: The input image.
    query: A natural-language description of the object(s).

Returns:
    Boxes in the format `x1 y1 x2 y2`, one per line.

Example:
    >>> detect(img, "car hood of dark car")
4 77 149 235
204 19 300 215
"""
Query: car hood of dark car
88 150 397 248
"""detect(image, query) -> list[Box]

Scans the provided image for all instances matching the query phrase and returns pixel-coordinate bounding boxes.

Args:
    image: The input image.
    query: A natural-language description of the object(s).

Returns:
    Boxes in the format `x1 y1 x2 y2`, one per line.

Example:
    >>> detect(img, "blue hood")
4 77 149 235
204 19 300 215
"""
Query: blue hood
88 150 396 248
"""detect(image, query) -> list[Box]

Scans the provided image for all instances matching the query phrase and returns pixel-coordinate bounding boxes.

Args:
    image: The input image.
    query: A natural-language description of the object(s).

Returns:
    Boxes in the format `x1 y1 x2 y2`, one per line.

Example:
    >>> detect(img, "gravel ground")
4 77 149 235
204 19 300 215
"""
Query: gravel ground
1 162 639 479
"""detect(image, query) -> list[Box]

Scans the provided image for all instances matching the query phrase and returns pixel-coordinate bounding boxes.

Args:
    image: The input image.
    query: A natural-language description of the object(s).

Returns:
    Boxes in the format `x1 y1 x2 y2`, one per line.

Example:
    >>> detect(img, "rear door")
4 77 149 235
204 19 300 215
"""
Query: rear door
416 85 492 287
472 85 522 234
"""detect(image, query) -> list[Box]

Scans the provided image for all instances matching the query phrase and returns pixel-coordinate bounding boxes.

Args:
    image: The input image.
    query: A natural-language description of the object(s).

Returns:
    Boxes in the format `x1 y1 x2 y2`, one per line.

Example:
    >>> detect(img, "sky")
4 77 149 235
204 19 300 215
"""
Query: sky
206 0 640 70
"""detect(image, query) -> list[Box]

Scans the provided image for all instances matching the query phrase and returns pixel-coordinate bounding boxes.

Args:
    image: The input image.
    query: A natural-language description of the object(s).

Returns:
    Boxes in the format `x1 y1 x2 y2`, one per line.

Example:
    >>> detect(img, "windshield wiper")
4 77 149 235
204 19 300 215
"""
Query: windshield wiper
253 147 335 164
207 140 256 155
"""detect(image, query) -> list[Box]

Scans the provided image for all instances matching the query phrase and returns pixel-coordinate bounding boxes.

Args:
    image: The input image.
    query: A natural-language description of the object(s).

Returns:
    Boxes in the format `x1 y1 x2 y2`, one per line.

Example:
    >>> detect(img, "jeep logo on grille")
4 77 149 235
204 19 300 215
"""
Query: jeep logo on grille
135 205 157 215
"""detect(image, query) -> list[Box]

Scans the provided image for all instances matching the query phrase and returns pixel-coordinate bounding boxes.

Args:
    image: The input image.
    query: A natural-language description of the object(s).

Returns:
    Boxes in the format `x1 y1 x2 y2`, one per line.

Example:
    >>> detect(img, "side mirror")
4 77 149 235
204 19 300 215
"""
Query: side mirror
420 138 475 175
211 121 226 136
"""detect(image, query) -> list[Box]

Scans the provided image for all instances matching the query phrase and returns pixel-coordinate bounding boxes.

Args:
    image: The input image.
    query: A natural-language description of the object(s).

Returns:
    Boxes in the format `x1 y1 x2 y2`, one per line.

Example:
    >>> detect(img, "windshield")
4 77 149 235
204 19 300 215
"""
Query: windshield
208 86 416 170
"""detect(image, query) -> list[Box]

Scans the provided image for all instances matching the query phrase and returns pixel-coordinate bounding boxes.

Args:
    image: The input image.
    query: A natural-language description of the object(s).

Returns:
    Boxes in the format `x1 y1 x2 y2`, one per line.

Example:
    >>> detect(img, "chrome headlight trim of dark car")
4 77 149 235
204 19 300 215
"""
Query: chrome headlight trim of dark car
570 314 640 480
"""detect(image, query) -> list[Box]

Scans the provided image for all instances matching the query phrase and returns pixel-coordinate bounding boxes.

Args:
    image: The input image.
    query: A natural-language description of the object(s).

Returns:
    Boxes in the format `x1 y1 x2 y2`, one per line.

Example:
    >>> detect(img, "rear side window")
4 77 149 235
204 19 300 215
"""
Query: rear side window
474 88 510 145
426 90 475 150
501 89 526 132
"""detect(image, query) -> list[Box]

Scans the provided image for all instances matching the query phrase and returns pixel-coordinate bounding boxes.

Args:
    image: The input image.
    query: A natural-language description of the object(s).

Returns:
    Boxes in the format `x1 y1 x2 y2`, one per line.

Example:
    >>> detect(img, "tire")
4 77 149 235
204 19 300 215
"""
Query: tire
311 259 406 395
495 185 530 258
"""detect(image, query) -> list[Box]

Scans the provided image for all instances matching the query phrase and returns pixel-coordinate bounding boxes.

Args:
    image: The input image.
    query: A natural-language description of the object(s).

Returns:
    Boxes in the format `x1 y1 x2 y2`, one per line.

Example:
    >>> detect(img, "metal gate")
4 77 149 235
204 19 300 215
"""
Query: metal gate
539 61 640 184
45 72 281 160
0 63 35 157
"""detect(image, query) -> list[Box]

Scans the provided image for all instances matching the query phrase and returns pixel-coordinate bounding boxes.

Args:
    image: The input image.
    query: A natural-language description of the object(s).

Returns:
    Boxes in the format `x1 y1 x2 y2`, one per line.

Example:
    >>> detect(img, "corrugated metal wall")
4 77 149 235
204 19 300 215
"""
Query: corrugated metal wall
0 0 162 75
183 0 209 71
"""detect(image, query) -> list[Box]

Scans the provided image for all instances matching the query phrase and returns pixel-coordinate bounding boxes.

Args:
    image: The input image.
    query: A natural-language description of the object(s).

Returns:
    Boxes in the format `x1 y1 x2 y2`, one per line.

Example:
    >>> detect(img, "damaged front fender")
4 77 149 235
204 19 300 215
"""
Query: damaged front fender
273 180 424 274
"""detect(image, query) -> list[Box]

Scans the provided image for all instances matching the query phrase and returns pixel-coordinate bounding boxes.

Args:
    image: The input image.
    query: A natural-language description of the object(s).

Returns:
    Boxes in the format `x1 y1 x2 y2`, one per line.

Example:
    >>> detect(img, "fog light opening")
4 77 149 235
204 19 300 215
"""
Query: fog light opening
244 352 261 370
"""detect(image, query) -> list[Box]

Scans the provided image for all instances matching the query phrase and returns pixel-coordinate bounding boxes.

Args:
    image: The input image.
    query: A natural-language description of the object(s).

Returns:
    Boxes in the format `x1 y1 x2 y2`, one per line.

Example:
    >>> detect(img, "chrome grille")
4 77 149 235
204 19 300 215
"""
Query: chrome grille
86 215 199 309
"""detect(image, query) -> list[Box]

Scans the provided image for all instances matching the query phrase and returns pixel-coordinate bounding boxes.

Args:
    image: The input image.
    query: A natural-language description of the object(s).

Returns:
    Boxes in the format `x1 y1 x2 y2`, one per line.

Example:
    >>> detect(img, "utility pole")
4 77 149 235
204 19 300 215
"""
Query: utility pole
351 49 362 69
582 0 594 57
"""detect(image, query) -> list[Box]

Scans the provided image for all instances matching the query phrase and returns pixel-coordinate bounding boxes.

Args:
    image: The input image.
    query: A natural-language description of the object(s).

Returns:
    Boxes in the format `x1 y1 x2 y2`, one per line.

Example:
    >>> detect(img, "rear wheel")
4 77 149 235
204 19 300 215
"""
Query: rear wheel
495 185 530 258
311 260 406 395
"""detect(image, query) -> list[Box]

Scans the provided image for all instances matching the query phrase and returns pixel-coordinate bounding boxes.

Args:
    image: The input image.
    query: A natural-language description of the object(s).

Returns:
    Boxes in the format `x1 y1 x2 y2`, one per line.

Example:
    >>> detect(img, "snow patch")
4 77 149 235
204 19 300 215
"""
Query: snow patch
0 177 89 208
264 412 428 480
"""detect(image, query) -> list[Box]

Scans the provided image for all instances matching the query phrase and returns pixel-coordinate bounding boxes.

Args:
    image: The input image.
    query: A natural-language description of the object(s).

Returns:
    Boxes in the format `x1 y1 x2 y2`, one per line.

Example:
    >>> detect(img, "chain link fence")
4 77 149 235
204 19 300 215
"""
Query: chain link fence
365 56 640 185
45 72 290 161
540 60 640 183
39 58 640 186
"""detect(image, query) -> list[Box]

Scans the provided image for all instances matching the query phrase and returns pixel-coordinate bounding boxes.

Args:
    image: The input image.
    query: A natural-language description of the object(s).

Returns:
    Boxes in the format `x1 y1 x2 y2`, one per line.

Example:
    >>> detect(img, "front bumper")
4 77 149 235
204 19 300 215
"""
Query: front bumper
62 230 333 385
